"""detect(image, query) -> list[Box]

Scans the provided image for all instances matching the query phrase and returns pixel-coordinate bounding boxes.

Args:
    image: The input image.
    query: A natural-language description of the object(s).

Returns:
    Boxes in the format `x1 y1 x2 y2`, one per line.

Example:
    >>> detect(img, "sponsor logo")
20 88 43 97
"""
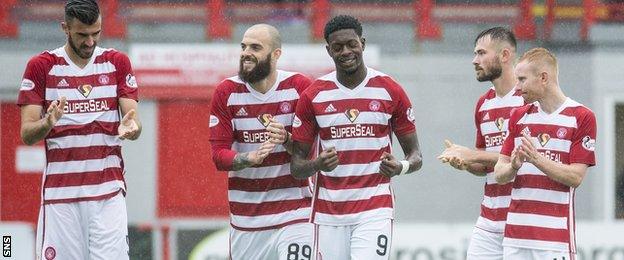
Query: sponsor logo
209 115 219 127
582 136 595 151
521 127 531 137
485 132 507 148
539 150 562 163
495 117 505 131
325 103 337 113
236 107 248 117
19 78 35 91
98 75 110 85
330 124 375 138
293 115 302 128
45 246 56 260
63 99 111 114
369 100 381 111
345 109 360 123
557 128 567 139
538 133 550 147
57 78 69 87
406 107 416 123
280 102 292 113
77 84 93 98
483 112 490 121
2 236 10 257
242 131 270 143
257 114 272 127
125 74 138 88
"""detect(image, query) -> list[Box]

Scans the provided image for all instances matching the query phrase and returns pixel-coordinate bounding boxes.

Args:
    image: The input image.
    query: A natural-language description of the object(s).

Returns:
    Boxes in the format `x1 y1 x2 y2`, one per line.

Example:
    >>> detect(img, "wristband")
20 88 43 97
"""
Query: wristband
511 163 521 171
399 160 410 175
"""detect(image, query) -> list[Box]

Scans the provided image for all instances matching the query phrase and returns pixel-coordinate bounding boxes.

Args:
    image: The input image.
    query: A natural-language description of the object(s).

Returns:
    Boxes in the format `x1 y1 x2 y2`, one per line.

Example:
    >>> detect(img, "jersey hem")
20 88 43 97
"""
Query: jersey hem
42 188 123 204
230 218 310 231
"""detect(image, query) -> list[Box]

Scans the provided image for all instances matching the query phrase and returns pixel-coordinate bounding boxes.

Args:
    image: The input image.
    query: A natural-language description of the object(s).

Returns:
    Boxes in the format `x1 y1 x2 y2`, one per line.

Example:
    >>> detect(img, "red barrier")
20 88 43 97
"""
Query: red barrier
514 0 537 40
0 103 42 225
157 100 229 219
581 0 597 41
415 0 442 40
206 0 231 40
544 0 556 40
101 0 126 39
0 0 18 38
311 0 330 41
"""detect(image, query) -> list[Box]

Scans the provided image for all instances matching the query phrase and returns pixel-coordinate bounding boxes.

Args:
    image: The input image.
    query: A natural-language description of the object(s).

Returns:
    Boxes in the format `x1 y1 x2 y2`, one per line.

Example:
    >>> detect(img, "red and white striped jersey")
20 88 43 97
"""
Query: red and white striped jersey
292 68 416 226
209 70 313 231
500 98 596 252
473 87 525 233
17 46 138 204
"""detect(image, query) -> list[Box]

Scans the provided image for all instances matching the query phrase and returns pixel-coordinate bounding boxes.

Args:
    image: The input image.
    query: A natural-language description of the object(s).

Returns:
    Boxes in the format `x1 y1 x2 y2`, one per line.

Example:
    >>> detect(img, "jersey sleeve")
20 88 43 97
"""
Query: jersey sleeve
113 52 139 101
500 108 521 157
292 73 313 95
389 82 416 136
569 109 596 166
474 97 486 149
208 83 236 171
17 55 48 107
292 90 318 144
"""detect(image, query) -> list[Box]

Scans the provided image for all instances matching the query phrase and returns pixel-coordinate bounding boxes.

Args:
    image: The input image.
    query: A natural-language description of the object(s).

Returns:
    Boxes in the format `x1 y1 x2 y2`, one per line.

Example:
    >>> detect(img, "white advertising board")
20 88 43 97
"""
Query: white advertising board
188 222 624 260
130 43 380 88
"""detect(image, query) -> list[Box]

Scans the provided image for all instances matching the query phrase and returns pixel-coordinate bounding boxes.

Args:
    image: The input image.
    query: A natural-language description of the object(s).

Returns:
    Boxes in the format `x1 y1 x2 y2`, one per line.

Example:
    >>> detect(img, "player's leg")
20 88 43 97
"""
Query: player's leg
37 203 87 260
229 227 273 259
350 218 392 260
87 192 129 260
530 249 575 260
314 224 350 260
466 227 504 260
275 223 313 260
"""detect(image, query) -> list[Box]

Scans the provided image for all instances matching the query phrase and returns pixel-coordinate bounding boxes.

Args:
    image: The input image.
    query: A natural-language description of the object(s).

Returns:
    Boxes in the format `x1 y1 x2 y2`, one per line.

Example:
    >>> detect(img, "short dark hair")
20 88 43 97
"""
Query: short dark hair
65 0 100 25
323 15 362 43
474 27 517 50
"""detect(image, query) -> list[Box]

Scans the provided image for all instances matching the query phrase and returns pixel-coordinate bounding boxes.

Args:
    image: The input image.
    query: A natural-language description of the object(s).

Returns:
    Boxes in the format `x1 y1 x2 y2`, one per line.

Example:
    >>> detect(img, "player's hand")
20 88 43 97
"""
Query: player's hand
510 146 524 171
437 139 469 171
266 118 288 144
118 109 139 140
518 132 539 164
45 96 67 127
379 152 402 177
248 140 277 165
315 146 339 172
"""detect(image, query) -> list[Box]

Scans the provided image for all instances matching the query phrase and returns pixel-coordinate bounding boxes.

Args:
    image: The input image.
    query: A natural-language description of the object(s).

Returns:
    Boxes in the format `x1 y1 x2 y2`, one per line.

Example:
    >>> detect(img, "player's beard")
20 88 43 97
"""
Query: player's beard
68 34 96 59
239 53 272 84
476 58 503 82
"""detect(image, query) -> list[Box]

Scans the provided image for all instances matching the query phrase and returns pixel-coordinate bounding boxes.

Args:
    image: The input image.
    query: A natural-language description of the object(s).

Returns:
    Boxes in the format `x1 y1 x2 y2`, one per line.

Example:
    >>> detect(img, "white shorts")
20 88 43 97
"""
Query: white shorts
314 218 392 260
466 227 504 260
35 192 128 260
229 222 313 260
503 246 575 260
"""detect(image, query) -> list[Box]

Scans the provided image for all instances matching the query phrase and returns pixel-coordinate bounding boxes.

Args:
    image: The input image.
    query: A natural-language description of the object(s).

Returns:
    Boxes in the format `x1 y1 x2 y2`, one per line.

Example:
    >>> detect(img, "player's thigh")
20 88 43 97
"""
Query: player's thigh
503 247 572 260
276 223 314 260
314 224 350 260
229 227 274 260
350 218 392 260
37 203 87 260
88 193 129 260
466 227 504 260
530 249 575 260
